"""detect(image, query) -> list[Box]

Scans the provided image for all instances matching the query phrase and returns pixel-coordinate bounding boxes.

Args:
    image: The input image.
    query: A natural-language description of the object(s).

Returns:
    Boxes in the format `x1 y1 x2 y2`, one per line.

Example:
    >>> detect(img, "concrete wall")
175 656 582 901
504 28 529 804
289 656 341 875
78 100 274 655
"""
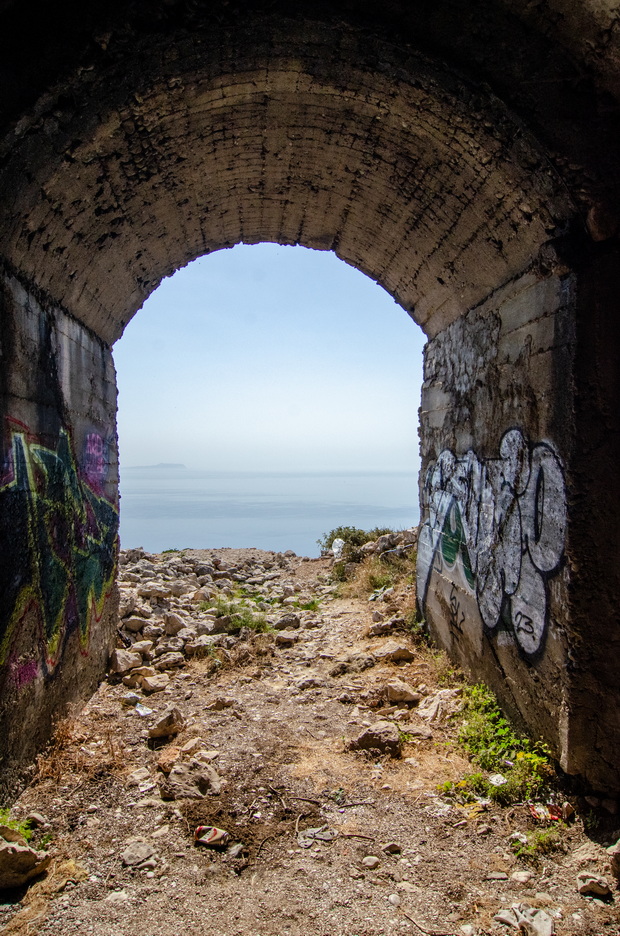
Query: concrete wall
0 268 118 800
417 266 577 773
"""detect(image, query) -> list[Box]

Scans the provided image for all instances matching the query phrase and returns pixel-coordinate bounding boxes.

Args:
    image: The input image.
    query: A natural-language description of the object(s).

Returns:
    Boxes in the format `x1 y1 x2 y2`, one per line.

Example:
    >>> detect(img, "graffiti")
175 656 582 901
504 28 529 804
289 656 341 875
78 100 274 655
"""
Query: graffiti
0 423 118 681
417 429 567 656
83 433 108 493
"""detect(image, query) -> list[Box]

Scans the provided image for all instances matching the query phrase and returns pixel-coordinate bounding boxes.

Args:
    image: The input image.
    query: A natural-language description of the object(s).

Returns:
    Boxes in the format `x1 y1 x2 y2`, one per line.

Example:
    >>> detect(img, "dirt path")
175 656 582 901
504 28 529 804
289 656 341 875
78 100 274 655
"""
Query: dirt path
2 549 619 936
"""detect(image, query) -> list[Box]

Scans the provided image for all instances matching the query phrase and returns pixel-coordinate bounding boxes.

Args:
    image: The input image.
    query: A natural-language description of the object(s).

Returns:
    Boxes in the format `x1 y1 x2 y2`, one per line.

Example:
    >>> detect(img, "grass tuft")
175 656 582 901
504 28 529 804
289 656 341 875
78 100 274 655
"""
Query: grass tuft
439 683 554 805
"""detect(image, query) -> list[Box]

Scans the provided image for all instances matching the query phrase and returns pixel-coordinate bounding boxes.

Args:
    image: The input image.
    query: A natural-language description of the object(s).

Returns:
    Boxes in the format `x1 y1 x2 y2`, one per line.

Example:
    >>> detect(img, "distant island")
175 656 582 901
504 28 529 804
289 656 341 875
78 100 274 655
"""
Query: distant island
126 463 187 470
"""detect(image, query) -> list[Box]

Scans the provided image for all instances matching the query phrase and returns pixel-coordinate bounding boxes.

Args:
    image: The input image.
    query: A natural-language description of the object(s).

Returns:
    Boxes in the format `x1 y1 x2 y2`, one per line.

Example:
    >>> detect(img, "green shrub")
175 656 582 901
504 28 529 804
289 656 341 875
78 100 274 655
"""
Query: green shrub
317 526 394 552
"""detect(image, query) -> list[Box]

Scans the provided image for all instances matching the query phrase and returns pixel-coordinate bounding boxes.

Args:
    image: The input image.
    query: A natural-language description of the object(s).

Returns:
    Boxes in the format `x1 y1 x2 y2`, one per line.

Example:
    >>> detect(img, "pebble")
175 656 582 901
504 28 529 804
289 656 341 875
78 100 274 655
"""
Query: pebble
381 842 401 854
105 889 130 903
362 855 380 869
388 893 401 906
121 841 156 867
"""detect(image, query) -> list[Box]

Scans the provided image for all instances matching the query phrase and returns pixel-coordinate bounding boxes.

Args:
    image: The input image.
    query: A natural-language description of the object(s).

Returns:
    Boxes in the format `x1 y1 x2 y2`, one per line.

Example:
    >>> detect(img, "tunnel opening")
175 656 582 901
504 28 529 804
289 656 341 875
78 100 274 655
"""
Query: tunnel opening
114 243 426 557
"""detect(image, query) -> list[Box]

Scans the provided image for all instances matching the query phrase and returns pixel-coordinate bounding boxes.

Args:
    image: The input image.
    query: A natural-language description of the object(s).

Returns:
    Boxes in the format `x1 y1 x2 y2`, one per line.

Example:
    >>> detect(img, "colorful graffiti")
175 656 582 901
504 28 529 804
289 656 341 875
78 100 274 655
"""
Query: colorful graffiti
0 423 118 681
417 429 567 656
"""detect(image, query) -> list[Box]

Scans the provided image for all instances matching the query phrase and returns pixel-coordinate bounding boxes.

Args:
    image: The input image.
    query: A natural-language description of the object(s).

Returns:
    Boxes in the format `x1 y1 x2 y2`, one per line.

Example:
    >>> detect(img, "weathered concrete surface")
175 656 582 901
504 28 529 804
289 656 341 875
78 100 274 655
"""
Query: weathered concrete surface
0 18 574 345
0 1 619 794
417 269 575 771
0 270 118 800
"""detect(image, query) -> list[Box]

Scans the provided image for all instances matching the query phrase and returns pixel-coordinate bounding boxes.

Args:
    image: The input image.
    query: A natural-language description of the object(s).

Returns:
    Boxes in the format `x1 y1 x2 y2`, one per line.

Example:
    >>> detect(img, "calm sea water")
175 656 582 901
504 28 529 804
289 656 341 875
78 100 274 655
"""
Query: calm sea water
118 468 419 557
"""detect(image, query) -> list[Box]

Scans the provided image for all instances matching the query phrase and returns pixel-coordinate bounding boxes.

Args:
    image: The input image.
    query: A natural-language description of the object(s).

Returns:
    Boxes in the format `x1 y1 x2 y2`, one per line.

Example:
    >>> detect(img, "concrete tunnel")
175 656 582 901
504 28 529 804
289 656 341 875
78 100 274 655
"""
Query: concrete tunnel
0 0 619 799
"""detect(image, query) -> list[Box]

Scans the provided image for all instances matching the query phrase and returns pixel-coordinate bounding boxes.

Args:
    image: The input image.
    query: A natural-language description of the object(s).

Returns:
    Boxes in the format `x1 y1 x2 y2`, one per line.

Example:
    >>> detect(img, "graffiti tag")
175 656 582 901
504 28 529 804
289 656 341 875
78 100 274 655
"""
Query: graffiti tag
417 429 567 655
0 425 118 681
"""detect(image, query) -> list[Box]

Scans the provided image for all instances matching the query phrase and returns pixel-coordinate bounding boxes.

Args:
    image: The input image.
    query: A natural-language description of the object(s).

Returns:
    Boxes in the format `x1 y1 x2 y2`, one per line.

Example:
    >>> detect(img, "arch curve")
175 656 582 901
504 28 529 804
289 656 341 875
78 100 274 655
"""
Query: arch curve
0 16 572 343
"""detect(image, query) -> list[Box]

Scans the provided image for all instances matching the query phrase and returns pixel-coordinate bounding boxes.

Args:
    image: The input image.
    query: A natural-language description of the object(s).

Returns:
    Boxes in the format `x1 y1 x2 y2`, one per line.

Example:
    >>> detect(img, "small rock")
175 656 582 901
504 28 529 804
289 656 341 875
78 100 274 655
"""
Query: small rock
148 707 186 739
385 678 420 704
405 725 433 740
508 831 528 846
350 721 402 757
142 624 164 641
159 759 222 800
181 737 207 755
487 870 508 880
373 641 416 663
141 673 171 694
109 648 143 674
381 842 401 854
207 697 235 711
121 840 156 867
25 812 48 829
417 688 462 723
157 746 181 774
576 871 611 896
274 613 300 630
362 855 380 869
123 616 147 633
155 651 186 671
164 612 187 636
127 767 151 786
131 640 154 656
367 621 394 637
388 893 401 906
275 631 298 647
607 839 620 877
0 839 52 888
296 676 326 691
185 635 215 656
106 889 130 903
511 870 533 883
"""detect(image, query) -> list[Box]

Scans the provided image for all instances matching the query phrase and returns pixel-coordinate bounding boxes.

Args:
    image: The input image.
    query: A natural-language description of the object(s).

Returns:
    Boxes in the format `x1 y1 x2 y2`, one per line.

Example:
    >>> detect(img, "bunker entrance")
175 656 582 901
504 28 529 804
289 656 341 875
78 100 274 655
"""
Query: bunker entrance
1 7 619 797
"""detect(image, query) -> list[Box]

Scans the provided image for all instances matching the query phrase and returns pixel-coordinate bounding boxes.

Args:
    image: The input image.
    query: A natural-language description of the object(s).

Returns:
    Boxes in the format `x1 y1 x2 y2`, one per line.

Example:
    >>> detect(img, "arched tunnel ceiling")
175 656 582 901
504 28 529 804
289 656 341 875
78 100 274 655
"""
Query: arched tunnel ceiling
0 2 618 344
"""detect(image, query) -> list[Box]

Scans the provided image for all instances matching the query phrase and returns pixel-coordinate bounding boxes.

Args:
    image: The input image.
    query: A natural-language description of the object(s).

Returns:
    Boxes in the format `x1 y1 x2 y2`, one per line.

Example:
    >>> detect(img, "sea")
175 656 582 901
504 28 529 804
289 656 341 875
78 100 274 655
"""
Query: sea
118 466 420 558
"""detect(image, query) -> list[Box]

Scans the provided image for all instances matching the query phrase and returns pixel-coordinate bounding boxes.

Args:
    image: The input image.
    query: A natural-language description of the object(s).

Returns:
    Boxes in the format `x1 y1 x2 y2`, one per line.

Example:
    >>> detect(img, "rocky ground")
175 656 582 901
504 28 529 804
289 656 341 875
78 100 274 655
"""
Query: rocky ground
2 546 620 936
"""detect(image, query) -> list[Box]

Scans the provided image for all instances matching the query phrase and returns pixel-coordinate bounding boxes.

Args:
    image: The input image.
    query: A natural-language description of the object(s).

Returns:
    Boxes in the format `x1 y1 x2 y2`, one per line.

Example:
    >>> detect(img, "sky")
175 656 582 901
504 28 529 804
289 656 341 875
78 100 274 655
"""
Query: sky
113 243 427 473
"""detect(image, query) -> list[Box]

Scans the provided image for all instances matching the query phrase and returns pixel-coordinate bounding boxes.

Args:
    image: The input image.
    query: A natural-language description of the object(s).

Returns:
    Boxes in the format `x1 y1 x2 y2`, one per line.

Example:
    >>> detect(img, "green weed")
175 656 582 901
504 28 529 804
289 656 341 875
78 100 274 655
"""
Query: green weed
0 808 34 842
298 598 321 611
458 684 550 771
438 683 554 806
512 826 565 862
199 595 272 633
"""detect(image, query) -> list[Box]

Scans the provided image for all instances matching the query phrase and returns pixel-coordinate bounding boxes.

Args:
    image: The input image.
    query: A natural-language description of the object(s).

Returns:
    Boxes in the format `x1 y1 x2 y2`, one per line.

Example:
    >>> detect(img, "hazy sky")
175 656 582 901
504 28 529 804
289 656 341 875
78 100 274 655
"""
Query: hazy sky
113 243 426 473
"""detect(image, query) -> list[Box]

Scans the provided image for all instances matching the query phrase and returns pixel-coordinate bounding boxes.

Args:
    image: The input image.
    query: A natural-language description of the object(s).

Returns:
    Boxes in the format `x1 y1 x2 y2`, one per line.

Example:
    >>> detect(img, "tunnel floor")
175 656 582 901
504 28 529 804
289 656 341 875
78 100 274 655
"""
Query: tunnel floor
2 548 619 936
